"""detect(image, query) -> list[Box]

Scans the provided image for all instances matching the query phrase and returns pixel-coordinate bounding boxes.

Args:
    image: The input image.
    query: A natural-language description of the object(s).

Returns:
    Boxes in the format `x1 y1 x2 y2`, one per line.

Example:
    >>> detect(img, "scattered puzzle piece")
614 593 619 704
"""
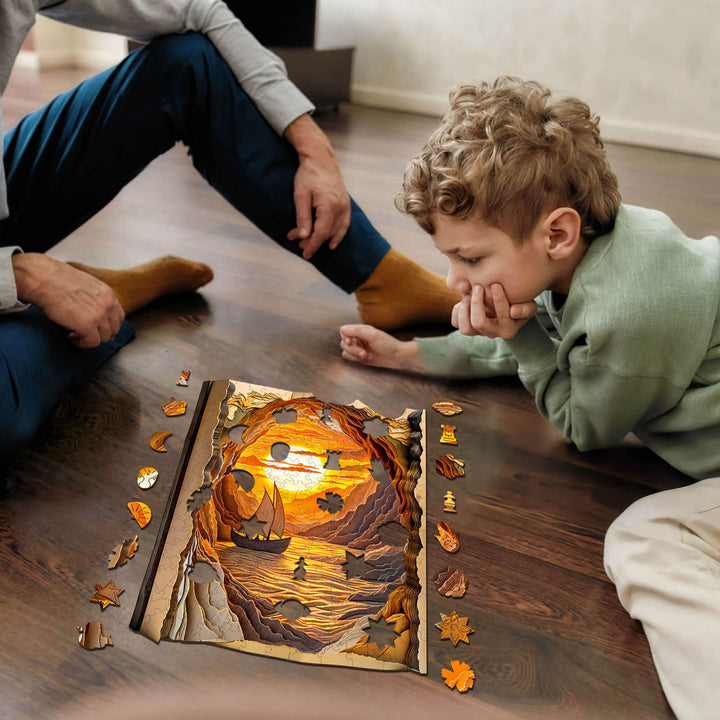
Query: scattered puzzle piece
435 521 460 553
149 430 172 453
161 397 187 417
270 442 290 461
432 401 463 416
440 425 458 445
273 407 297 424
435 454 465 479
442 660 475 693
77 622 112 650
435 611 474 646
231 469 255 492
362 417 390 438
137 467 158 490
89 580 124 610
107 535 138 569
434 567 468 598
176 369 190 386
128 501 152 528
443 490 457 513
324 450 342 471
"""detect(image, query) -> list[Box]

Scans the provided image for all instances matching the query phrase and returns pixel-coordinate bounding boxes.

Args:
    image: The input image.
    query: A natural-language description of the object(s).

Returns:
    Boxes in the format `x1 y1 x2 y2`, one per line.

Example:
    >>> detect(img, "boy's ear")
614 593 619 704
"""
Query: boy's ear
543 208 582 260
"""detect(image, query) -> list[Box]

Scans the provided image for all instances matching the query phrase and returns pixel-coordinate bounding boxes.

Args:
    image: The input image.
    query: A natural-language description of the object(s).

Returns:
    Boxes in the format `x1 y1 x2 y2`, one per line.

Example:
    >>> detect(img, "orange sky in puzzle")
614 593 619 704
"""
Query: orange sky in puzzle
231 410 373 525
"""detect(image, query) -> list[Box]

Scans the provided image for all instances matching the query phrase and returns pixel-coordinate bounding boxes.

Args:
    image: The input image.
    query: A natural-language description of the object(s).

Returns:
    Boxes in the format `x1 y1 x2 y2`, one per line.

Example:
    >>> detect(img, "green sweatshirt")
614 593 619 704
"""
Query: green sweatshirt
417 204 720 479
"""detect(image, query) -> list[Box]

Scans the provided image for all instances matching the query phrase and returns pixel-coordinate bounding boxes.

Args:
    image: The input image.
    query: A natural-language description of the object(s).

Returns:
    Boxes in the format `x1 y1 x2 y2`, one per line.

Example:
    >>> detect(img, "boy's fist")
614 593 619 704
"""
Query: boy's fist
452 284 536 340
339 325 421 371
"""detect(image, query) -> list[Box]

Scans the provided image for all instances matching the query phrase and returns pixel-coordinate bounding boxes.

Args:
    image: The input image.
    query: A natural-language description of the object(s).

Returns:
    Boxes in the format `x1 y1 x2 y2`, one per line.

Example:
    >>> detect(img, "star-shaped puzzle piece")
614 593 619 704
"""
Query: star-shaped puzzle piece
89 580 124 610
435 610 474 646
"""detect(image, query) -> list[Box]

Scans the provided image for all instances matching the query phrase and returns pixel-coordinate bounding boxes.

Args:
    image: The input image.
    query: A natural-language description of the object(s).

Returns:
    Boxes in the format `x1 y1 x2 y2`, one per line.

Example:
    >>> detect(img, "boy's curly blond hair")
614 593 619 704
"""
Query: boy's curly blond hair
396 77 621 242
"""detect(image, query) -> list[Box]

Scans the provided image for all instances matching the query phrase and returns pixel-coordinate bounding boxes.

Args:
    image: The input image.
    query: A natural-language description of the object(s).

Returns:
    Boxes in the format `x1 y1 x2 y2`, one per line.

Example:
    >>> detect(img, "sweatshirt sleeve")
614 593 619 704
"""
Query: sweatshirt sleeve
39 0 314 134
504 313 685 450
0 246 29 313
414 293 557 378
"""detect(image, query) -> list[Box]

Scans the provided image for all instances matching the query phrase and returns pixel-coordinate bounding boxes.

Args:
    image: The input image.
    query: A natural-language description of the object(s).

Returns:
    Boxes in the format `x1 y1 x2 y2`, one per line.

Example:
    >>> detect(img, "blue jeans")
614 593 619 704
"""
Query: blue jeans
0 33 390 466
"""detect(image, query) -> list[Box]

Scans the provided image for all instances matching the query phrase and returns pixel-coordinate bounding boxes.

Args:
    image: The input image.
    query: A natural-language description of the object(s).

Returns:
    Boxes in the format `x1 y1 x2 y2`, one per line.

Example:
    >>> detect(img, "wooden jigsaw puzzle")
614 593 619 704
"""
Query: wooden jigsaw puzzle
131 380 427 672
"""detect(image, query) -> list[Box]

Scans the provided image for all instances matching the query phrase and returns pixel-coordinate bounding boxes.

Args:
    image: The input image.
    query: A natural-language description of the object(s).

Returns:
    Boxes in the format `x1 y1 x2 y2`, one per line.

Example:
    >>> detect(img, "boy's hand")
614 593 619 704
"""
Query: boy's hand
340 324 422 372
452 284 536 339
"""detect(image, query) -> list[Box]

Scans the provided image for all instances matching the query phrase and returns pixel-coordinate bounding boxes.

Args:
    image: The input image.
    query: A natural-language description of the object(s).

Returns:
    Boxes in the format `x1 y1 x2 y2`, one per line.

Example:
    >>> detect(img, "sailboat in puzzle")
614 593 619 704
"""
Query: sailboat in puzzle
231 482 291 553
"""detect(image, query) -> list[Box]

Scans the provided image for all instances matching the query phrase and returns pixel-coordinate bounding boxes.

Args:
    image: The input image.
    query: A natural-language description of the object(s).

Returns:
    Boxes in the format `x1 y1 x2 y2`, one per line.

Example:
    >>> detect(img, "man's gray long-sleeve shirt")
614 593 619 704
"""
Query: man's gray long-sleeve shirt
0 0 314 311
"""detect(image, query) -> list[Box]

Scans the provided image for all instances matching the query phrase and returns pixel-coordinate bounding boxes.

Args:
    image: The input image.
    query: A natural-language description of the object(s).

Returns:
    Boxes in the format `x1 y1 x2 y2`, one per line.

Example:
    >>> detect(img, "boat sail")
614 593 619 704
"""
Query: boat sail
231 483 291 553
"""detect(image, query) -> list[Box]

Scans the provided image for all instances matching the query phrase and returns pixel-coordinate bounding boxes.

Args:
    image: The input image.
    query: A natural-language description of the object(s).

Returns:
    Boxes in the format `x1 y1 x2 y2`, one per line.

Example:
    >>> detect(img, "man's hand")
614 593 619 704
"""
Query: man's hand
284 114 351 259
452 284 537 339
12 253 125 349
340 324 423 372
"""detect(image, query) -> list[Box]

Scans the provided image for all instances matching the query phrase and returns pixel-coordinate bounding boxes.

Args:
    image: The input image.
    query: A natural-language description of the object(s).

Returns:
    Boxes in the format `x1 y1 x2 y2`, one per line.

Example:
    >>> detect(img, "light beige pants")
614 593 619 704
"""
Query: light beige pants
604 477 720 720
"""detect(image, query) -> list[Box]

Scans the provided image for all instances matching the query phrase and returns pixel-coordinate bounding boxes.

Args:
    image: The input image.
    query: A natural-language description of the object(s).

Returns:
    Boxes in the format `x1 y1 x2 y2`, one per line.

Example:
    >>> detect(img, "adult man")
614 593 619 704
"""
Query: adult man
0 1 458 470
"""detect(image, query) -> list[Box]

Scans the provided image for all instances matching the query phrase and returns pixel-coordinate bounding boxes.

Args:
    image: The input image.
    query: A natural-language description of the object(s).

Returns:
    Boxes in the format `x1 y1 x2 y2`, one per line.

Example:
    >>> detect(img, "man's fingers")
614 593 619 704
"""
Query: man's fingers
301 207 333 259
293 188 313 241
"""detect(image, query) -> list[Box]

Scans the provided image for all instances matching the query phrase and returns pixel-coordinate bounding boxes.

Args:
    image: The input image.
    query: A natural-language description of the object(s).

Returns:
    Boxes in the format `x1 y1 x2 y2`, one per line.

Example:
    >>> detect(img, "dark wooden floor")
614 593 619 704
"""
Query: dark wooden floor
3 65 718 720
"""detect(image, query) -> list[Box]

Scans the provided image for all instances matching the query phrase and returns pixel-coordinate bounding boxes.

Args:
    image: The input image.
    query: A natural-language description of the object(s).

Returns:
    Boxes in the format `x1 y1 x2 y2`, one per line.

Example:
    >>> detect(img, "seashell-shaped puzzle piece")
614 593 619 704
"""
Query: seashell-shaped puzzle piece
77 621 113 650
434 566 469 598
149 430 172 452
128 501 152 528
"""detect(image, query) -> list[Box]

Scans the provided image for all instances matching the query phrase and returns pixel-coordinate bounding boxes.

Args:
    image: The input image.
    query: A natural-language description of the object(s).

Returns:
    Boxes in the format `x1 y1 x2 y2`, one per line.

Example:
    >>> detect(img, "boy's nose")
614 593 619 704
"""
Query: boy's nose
446 266 470 294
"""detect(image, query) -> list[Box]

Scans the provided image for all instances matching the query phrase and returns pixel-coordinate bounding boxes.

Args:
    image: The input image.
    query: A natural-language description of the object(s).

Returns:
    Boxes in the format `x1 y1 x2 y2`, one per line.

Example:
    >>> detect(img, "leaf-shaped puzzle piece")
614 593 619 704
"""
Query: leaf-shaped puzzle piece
441 660 475 693
432 401 463 416
176 369 190 386
161 397 187 417
128 501 152 528
317 491 344 514
435 611 474 646
108 535 139 569
149 430 172 453
137 467 158 490
77 622 112 650
89 580 124 610
435 521 460 553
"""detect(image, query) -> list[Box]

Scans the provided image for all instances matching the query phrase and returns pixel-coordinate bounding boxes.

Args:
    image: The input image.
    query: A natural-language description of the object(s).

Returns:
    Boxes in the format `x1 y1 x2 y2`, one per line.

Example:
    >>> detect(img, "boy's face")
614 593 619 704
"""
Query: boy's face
433 214 559 308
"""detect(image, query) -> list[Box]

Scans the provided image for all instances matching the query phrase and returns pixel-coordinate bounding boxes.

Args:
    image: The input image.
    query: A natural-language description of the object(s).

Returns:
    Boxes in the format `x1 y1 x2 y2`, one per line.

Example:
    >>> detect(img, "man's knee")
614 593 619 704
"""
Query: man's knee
139 32 220 78
0 355 39 458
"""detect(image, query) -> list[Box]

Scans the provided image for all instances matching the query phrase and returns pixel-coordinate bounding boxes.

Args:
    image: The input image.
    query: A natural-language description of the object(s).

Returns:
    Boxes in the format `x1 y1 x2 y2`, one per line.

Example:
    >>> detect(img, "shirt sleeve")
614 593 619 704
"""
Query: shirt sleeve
39 0 314 134
504 314 684 450
414 293 557 378
0 246 30 313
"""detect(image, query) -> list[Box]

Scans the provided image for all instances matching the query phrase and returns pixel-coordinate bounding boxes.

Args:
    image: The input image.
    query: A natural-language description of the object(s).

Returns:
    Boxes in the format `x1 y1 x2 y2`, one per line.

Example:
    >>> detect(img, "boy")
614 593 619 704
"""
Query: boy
340 76 720 720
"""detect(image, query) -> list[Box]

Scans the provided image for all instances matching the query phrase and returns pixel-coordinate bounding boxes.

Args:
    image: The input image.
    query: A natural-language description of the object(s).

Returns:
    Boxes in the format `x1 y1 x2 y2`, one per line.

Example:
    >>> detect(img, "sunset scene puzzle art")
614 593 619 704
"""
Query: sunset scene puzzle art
132 380 427 672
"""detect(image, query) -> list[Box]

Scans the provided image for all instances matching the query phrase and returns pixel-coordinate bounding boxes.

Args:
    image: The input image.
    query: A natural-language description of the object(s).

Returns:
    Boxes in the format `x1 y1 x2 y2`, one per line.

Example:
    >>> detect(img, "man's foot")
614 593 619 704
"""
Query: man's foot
68 256 213 314
354 249 460 330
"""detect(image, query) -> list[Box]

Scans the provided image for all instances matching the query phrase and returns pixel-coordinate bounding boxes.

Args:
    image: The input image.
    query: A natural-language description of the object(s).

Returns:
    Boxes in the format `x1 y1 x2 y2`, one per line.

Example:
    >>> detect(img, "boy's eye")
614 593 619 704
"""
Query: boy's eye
459 256 481 266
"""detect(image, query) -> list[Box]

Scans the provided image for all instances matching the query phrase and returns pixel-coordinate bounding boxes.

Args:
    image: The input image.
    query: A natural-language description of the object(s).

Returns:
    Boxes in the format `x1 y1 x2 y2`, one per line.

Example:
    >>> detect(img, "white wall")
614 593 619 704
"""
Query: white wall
33 15 127 71
317 0 720 158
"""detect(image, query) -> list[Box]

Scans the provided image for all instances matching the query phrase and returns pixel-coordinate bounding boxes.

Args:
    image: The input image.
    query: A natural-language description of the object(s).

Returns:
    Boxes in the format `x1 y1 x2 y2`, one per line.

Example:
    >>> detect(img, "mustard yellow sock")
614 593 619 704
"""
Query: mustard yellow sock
354 248 460 330
68 255 214 314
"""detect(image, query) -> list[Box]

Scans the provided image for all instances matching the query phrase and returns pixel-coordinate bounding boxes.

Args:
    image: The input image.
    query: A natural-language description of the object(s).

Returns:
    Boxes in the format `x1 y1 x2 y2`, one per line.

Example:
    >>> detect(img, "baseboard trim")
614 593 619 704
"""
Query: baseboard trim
351 84 720 160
